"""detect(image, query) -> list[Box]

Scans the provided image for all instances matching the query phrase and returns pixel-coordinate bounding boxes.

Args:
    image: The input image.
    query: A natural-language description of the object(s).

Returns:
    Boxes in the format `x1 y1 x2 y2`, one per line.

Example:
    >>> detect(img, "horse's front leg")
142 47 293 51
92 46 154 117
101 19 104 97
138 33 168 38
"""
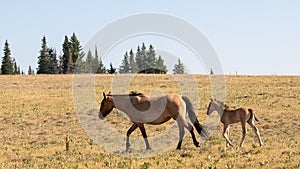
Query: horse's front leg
137 123 151 150
223 124 234 147
126 123 138 151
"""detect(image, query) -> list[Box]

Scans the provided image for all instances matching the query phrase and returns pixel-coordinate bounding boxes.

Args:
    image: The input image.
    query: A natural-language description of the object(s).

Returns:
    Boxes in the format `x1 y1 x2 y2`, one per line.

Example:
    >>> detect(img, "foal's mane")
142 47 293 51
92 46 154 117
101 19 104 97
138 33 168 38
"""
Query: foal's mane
214 99 229 108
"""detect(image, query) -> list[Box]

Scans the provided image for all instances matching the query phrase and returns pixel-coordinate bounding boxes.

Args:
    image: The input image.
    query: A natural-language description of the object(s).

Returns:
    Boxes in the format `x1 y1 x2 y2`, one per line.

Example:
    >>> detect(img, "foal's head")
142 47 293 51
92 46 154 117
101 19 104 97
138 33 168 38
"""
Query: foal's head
207 98 225 115
99 92 115 119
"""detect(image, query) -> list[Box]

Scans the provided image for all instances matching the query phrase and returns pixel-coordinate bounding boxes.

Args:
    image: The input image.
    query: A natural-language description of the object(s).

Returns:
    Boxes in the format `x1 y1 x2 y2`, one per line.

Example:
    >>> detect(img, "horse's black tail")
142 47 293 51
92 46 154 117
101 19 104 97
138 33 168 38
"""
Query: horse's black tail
182 96 208 139
248 108 259 122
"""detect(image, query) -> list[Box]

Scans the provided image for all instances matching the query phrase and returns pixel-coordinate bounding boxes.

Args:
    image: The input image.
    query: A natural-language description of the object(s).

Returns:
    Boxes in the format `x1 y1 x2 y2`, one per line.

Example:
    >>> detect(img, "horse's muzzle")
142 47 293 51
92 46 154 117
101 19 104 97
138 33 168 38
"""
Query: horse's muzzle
98 112 105 119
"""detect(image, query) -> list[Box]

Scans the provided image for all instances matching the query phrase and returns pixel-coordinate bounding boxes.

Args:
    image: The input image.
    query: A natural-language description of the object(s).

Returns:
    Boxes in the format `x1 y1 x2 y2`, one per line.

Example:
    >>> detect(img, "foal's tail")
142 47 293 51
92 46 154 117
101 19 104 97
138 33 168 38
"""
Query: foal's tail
182 96 208 139
248 108 259 122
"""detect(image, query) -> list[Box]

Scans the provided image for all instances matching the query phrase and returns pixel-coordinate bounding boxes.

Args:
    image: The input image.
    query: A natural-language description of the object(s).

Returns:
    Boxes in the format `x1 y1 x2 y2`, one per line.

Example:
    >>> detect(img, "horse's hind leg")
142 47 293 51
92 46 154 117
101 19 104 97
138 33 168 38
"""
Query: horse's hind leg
248 121 263 146
240 121 247 147
126 123 138 151
176 120 185 149
176 117 199 149
226 126 230 147
187 122 199 147
137 123 151 150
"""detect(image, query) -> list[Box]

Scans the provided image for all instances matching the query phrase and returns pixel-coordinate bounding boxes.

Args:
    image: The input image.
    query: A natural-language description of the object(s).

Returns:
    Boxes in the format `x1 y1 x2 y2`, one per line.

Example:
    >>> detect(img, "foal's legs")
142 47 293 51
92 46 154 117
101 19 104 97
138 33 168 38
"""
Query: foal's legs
248 121 263 146
223 123 233 147
226 126 230 147
136 123 151 150
240 121 247 147
126 123 138 151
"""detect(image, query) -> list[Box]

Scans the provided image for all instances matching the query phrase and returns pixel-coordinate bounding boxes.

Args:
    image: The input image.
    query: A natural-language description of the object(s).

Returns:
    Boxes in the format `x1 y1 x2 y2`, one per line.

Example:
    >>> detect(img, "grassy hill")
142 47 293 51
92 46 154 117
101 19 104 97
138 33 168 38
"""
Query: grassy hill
0 74 299 168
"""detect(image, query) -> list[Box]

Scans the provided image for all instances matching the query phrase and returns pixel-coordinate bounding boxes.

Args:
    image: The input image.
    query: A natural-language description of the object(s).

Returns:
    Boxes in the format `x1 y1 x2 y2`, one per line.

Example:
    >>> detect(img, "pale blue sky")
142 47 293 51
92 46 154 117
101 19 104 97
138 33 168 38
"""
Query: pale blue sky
1 1 299 75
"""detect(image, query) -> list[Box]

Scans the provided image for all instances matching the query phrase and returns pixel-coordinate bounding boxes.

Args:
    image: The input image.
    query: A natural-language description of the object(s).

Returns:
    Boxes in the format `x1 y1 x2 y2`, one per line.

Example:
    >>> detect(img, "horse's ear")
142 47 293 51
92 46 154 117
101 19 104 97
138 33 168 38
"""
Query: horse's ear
108 91 111 95
103 92 106 99
210 98 214 102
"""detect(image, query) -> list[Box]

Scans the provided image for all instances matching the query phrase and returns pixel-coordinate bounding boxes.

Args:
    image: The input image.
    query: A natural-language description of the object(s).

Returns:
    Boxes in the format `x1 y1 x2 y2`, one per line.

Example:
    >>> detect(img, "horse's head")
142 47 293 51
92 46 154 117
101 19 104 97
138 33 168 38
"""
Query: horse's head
99 92 115 119
207 98 224 115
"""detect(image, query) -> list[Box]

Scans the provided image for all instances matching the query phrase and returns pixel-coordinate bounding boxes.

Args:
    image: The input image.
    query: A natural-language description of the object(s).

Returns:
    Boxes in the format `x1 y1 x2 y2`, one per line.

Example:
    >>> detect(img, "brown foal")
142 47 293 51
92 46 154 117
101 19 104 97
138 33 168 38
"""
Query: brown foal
207 99 263 147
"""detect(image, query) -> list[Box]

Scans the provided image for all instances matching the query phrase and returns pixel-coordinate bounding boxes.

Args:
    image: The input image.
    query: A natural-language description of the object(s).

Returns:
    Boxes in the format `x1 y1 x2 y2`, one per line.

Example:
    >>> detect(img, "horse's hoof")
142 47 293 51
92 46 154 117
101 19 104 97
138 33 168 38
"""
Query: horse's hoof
125 146 131 152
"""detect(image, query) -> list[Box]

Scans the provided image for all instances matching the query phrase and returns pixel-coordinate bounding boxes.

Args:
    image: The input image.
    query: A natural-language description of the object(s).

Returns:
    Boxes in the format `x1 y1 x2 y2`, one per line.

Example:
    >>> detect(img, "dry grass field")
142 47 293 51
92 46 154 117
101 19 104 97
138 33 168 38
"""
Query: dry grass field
0 74 299 169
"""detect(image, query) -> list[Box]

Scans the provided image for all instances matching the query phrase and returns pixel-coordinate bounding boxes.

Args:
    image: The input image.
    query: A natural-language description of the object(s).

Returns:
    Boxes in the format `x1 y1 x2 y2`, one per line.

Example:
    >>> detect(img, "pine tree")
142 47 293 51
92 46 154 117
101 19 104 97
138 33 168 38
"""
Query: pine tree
73 51 85 73
70 33 82 65
62 35 72 74
173 58 186 74
135 46 142 72
93 46 99 73
118 51 130 73
107 62 116 74
85 49 94 73
28 66 32 75
58 53 63 74
48 48 59 74
67 50 73 73
135 43 148 72
97 56 106 74
28 65 34 75
156 55 167 74
13 59 18 75
13 58 20 75
140 43 147 71
61 33 84 74
1 40 14 74
17 66 21 75
146 44 156 70
129 49 138 73
37 36 50 74
210 68 214 75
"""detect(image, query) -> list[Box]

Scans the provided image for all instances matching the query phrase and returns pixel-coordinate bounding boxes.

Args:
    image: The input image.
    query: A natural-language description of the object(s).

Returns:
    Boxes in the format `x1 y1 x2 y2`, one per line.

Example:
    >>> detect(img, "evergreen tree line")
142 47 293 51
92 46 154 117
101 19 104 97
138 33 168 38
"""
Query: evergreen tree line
34 33 107 74
1 33 187 75
36 35 186 74
36 33 87 74
118 43 168 74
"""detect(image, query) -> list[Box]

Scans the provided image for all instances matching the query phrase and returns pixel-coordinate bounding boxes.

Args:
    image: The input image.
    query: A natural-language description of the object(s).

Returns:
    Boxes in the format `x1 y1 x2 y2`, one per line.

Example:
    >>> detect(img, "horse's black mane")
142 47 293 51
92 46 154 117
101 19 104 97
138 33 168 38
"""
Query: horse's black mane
129 91 144 96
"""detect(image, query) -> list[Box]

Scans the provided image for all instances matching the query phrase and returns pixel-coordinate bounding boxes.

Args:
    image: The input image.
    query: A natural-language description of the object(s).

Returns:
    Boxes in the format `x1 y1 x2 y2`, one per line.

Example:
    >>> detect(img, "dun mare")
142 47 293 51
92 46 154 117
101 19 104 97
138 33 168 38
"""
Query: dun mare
206 99 263 147
99 91 207 150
